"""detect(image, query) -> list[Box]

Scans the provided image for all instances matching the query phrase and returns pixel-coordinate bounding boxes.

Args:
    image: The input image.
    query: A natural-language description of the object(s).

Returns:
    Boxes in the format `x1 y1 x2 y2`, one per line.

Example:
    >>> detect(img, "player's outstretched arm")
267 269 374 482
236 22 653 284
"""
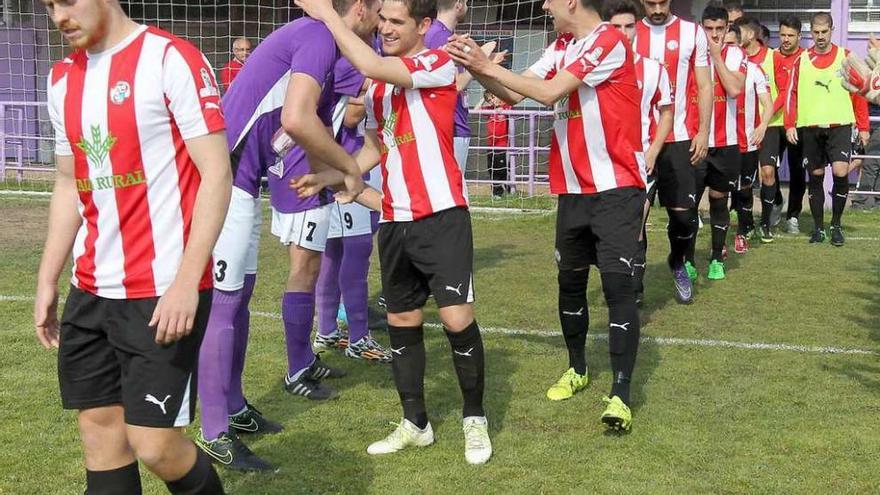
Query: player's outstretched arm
35 154 81 350
447 35 578 107
151 132 232 345
295 0 417 88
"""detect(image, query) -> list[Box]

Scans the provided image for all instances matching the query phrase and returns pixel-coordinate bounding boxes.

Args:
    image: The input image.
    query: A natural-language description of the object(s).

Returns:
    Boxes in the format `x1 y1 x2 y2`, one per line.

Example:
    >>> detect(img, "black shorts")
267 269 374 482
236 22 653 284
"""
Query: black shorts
656 140 697 208
759 127 785 167
58 286 211 428
378 207 474 313
555 187 646 275
696 145 741 193
739 150 759 188
802 125 853 171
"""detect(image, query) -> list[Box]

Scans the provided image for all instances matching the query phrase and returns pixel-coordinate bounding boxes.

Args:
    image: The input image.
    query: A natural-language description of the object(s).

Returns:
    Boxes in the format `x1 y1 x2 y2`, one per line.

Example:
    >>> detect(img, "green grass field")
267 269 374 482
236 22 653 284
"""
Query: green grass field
1 195 879 494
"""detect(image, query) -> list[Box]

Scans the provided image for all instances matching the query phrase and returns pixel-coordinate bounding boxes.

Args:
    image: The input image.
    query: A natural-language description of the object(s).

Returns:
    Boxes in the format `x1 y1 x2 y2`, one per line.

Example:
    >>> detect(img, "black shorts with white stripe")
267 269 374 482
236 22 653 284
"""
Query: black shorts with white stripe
58 286 211 428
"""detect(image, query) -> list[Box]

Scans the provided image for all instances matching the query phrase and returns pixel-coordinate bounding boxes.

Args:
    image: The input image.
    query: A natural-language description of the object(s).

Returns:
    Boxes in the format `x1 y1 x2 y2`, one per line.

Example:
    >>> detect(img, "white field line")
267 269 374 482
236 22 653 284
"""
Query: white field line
248 311 877 357
1 295 875 355
643 227 880 242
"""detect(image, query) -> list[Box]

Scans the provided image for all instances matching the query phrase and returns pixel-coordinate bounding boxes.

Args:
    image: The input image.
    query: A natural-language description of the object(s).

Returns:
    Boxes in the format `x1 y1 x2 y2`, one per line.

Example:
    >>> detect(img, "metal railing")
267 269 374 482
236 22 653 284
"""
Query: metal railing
468 107 553 197
0 101 52 182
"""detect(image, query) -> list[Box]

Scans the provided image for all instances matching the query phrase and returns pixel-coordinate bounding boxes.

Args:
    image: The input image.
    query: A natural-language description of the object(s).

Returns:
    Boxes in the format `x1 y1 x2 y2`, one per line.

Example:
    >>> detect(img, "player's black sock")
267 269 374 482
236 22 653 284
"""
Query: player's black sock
667 208 696 268
388 324 428 428
445 320 485 418
601 272 640 406
760 182 776 228
736 187 754 235
634 232 648 294
86 462 142 495
831 175 848 227
165 449 224 495
709 195 729 261
558 269 589 375
808 174 826 231
683 207 700 264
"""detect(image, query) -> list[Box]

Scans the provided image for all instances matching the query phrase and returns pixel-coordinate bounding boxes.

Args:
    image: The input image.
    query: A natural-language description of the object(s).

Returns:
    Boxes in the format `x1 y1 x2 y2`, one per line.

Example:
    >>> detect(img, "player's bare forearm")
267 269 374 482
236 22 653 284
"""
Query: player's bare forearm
485 63 577 107
354 186 382 211
758 93 775 130
695 67 713 135
37 154 82 288
711 54 744 97
343 101 366 129
288 110 360 177
322 14 414 88
176 132 232 288
473 73 524 106
456 70 474 92
654 105 674 146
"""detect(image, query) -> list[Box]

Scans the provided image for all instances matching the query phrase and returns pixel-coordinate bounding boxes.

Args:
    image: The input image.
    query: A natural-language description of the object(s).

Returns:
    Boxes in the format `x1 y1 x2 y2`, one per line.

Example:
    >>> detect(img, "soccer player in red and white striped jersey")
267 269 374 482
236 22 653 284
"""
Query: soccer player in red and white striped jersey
607 0 674 306
448 0 645 432
34 1 230 493
293 0 492 465
726 27 773 253
635 0 713 304
684 6 745 281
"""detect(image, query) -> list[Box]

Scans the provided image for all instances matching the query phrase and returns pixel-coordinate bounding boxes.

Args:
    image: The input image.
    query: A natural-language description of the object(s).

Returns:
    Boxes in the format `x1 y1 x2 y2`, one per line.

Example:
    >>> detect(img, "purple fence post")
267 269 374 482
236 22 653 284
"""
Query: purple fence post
528 113 536 197
508 116 516 190
0 103 6 182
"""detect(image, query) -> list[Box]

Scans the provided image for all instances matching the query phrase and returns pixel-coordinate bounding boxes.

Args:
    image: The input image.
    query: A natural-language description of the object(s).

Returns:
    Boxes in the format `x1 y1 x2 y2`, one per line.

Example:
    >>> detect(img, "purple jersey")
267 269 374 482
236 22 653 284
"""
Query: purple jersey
332 57 366 155
222 18 338 213
424 19 471 138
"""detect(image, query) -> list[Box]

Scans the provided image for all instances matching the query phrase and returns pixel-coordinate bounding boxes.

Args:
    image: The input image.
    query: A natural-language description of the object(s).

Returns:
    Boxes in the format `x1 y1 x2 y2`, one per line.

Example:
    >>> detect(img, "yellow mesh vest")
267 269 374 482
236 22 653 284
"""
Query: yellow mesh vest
760 50 782 127
796 47 854 127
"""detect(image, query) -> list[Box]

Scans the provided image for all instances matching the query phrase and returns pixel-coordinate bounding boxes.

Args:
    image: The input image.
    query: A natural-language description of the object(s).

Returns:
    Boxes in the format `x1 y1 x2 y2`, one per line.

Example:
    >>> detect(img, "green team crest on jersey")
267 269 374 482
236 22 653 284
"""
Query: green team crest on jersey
76 125 117 170
382 111 398 139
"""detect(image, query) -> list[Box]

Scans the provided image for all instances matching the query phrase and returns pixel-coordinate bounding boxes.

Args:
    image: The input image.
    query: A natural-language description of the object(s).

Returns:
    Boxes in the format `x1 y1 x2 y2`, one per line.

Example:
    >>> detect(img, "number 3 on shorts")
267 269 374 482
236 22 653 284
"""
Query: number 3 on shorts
214 259 228 282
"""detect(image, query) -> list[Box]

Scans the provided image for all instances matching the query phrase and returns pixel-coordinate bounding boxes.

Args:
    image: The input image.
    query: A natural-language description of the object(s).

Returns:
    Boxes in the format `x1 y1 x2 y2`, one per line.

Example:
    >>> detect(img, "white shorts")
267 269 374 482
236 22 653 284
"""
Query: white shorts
271 203 333 251
212 186 262 291
328 201 375 238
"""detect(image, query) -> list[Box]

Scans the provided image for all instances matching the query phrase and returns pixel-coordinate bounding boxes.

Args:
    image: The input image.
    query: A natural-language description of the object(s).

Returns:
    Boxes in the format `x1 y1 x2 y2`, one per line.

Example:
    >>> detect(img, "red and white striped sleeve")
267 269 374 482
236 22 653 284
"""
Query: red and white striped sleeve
46 64 72 156
162 41 225 140
403 50 456 89
564 32 627 88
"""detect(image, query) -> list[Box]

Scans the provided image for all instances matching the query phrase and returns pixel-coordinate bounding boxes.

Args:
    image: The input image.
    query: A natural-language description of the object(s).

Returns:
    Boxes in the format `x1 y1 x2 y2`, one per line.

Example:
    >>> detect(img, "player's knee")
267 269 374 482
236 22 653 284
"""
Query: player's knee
558 269 588 297
666 208 696 237
127 429 188 472
760 167 776 184
600 272 634 306
439 304 475 333
77 407 128 460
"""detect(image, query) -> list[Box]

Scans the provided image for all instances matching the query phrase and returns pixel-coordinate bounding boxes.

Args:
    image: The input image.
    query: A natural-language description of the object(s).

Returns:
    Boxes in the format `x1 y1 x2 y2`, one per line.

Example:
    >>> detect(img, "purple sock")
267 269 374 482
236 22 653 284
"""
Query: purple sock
283 291 316 377
340 234 373 343
227 273 255 415
198 289 241 441
316 238 343 336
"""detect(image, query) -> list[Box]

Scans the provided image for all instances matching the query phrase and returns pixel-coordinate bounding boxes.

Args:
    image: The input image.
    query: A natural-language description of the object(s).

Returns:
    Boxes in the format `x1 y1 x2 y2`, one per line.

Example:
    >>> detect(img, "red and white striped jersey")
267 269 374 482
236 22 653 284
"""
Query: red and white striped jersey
708 45 747 149
47 25 224 299
635 54 673 153
528 24 644 195
737 61 769 152
635 16 709 143
365 49 467 222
